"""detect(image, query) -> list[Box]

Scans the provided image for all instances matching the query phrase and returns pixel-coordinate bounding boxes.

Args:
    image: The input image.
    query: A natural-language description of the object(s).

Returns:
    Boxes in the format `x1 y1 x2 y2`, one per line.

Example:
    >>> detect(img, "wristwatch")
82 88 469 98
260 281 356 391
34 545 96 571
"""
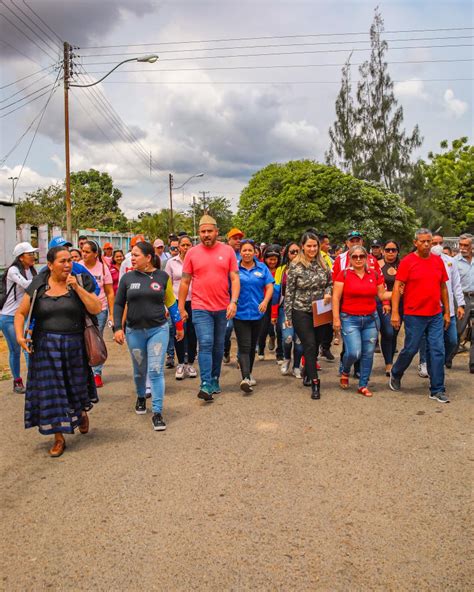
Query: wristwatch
231 299 238 304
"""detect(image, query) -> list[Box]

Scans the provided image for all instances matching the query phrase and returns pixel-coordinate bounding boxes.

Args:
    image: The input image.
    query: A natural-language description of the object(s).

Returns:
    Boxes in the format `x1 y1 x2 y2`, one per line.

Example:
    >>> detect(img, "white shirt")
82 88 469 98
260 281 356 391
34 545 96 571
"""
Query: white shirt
0 266 34 316
440 253 465 315
119 253 133 280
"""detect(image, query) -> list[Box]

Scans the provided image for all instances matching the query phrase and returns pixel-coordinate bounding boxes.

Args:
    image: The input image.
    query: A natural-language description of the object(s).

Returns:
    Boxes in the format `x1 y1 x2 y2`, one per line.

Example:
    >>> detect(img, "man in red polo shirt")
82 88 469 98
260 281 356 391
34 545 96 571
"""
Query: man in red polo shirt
389 228 450 403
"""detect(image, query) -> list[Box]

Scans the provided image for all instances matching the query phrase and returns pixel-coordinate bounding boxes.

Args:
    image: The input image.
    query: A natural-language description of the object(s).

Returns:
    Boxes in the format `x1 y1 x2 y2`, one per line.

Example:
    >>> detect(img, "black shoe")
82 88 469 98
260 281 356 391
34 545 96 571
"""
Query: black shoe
165 355 175 369
321 349 335 362
353 370 361 379
389 373 401 392
135 397 147 414
152 412 167 430
311 379 321 400
445 360 452 369
268 336 275 351
303 374 311 387
197 388 214 402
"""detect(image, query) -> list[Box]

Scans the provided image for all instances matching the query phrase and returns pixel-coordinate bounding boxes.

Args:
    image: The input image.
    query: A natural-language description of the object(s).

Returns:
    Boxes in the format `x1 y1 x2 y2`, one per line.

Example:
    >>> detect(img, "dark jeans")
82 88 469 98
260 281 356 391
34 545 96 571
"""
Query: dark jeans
447 293 473 368
320 323 333 351
192 309 228 386
377 301 401 365
224 318 233 356
234 318 263 379
276 320 283 359
174 301 197 364
392 313 445 395
167 317 175 358
258 305 273 355
292 309 326 382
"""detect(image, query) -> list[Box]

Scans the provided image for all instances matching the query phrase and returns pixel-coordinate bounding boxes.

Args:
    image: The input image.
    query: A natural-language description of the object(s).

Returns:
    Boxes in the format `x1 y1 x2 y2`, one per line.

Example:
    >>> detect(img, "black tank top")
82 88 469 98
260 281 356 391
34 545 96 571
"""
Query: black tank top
34 291 86 334
381 261 399 291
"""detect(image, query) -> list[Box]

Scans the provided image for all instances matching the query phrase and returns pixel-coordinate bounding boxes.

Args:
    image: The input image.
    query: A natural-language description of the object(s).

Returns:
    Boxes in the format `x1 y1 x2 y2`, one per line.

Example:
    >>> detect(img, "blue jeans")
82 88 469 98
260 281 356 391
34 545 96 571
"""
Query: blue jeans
193 309 227 387
341 313 379 388
167 317 176 358
92 309 108 376
224 318 233 356
126 324 169 413
0 314 29 379
419 315 458 365
278 306 303 367
377 301 401 365
392 313 445 395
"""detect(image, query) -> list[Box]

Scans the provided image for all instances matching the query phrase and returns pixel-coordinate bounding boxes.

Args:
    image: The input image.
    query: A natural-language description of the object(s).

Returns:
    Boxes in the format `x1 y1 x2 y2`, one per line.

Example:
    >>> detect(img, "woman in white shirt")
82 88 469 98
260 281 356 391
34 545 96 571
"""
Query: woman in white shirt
0 242 38 393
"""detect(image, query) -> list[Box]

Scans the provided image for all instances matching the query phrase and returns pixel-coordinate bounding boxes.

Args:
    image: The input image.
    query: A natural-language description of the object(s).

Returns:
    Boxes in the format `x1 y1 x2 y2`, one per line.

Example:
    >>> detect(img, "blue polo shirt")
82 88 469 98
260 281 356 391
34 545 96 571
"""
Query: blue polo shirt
235 259 274 320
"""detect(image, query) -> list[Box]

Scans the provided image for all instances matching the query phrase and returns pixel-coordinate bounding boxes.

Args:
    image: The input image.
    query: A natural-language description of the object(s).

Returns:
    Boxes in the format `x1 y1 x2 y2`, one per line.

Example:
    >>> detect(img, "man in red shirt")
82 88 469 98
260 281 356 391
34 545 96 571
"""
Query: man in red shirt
389 229 451 402
179 215 240 402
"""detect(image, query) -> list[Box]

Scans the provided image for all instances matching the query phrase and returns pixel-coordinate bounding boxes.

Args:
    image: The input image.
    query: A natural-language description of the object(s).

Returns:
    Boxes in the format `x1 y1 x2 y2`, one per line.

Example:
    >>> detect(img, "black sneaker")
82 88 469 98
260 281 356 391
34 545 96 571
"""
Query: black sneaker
135 397 147 414
389 373 401 391
165 355 175 369
321 349 335 362
152 412 167 430
197 385 214 402
429 392 450 404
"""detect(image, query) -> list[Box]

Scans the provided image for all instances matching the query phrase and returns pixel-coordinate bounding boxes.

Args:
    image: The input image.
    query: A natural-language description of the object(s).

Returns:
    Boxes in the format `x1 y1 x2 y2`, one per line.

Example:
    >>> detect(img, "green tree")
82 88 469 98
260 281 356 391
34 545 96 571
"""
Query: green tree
134 209 192 240
234 160 418 245
190 195 234 235
16 183 66 227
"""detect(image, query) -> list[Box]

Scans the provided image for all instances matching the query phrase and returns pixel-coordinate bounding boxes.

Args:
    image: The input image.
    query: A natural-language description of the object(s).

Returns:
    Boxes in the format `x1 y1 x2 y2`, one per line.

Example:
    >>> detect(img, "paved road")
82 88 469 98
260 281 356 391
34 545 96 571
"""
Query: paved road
1 335 472 591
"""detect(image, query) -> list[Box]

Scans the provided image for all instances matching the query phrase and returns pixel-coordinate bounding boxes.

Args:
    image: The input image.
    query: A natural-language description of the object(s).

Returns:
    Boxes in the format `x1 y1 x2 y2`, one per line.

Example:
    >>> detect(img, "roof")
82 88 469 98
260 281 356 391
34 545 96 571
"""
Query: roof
0 200 16 207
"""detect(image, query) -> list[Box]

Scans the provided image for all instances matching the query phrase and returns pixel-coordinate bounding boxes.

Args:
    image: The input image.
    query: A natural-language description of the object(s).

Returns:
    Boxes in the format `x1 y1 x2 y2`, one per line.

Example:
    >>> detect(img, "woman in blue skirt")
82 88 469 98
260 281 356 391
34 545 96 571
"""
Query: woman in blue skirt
14 246 102 457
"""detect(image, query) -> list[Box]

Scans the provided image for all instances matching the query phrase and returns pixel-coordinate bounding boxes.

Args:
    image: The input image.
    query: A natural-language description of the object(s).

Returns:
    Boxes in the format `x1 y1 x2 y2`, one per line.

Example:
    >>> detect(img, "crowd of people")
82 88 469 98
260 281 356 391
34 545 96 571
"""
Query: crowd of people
0 218 472 457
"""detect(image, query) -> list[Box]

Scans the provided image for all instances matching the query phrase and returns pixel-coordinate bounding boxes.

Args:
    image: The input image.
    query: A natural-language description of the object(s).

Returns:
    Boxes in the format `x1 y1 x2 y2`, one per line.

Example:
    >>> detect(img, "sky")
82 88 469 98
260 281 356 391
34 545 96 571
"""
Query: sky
0 0 472 219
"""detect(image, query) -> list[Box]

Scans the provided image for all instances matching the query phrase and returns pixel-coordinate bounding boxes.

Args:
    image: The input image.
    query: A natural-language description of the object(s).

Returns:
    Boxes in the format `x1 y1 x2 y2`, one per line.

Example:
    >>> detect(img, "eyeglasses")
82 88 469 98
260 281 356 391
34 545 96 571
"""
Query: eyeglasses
288 249 299 255
351 254 367 260
169 246 178 251
384 248 398 253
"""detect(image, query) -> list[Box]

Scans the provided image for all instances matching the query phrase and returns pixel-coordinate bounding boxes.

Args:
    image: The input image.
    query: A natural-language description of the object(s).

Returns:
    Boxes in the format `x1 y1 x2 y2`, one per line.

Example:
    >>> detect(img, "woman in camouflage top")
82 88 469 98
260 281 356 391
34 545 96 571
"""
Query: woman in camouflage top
285 232 332 399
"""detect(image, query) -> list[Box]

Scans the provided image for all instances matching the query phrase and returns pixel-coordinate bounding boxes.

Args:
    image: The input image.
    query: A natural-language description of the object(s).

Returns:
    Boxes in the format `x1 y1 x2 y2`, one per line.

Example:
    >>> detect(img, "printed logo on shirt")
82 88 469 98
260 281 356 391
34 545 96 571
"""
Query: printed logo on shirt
254 271 263 277
130 283 141 290
150 282 162 291
218 256 223 260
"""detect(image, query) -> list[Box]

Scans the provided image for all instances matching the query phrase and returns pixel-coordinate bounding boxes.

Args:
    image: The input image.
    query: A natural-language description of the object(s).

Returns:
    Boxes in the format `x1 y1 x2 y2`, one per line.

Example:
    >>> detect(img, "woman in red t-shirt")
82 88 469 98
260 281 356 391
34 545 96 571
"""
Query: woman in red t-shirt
332 245 390 397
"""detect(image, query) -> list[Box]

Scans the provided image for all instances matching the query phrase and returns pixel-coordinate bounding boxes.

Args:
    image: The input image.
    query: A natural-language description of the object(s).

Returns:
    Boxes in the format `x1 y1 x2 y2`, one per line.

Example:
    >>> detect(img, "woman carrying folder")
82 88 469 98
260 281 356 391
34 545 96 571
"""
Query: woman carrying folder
285 232 332 400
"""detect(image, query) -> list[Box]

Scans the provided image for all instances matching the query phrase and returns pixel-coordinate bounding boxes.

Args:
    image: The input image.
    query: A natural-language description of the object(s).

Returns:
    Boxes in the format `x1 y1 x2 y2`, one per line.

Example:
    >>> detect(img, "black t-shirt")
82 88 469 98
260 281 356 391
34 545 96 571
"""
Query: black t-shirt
381 261 399 292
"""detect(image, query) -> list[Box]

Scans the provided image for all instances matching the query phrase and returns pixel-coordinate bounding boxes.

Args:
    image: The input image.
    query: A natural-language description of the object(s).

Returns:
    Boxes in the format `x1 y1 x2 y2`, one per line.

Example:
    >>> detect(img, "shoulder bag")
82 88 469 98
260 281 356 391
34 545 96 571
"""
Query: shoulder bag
77 275 108 367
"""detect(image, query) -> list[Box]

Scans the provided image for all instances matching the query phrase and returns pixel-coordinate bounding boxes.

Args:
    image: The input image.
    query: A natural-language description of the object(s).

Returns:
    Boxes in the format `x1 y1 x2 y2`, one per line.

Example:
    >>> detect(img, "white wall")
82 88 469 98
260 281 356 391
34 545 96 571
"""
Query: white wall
0 203 17 268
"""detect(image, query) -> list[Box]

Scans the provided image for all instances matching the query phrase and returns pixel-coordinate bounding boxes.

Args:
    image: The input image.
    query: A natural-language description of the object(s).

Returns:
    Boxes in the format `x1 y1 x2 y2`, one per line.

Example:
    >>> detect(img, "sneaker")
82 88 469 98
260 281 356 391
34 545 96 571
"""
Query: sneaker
249 375 257 386
185 364 197 378
135 397 147 414
197 384 214 402
268 336 275 351
94 374 103 388
165 355 175 369
211 378 221 394
240 378 253 394
257 353 265 361
223 353 231 364
281 360 292 376
418 363 429 378
292 367 302 379
352 370 360 379
276 357 284 365
13 378 26 394
429 392 450 404
389 373 401 392
321 349 335 362
152 412 167 430
145 386 151 399
175 364 185 380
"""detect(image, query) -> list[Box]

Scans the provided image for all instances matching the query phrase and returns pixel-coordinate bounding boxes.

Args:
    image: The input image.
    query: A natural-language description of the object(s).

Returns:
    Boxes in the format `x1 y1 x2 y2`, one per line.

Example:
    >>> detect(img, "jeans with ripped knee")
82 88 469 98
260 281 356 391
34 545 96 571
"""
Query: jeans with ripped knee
125 324 169 413
341 312 379 388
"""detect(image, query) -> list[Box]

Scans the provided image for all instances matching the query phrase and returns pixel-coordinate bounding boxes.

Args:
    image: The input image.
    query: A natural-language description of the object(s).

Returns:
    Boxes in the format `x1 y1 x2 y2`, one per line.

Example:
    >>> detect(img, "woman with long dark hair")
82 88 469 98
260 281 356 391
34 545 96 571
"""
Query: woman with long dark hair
257 245 281 359
14 246 101 457
110 249 125 295
285 233 332 399
80 240 114 387
114 242 184 431
0 242 38 393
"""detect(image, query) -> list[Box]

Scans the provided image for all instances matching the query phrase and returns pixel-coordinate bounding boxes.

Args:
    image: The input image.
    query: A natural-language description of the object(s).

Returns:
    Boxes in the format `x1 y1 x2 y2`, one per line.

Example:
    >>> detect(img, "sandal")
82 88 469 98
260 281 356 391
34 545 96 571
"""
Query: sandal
358 386 373 397
49 437 66 457
340 372 350 389
79 412 89 434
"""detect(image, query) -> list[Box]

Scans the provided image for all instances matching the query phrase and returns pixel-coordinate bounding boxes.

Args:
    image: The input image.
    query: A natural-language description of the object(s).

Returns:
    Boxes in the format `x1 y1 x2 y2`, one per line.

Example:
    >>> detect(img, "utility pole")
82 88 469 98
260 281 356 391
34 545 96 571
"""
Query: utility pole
8 176 18 203
63 41 72 242
168 173 174 233
199 191 210 212
192 194 197 243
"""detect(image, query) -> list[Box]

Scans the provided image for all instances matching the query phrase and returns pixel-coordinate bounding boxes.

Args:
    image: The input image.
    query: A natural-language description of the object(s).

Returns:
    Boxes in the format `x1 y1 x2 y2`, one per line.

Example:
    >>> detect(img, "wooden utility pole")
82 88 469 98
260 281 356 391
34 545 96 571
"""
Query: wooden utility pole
63 41 72 242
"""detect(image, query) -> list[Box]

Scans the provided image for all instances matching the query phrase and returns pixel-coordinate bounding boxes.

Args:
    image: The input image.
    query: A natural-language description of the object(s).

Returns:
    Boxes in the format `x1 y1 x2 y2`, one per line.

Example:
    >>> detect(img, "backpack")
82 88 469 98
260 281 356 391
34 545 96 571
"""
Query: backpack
0 270 16 309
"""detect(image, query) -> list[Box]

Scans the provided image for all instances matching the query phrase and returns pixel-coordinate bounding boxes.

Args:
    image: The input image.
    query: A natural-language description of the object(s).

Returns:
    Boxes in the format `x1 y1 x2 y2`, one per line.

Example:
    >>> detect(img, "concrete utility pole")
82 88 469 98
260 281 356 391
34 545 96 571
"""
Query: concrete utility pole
8 176 18 203
63 41 72 242
199 191 210 212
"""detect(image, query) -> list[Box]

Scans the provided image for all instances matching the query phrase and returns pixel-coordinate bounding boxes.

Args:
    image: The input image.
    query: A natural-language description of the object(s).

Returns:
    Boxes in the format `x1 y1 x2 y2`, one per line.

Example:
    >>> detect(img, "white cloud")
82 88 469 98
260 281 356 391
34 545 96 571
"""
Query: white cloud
394 79 428 101
443 89 468 118
0 165 60 201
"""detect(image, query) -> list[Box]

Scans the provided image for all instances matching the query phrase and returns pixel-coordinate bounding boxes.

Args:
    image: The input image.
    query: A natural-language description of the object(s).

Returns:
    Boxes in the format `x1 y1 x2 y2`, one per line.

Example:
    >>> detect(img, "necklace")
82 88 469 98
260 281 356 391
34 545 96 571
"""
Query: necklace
139 267 156 279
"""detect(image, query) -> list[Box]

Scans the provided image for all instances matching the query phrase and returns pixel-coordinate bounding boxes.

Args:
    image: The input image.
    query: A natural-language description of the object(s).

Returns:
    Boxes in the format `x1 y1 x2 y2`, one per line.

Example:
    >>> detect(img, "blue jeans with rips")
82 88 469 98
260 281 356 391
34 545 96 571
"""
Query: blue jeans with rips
192 309 228 388
278 306 303 367
92 309 108 376
341 312 379 388
392 313 445 395
126 324 169 413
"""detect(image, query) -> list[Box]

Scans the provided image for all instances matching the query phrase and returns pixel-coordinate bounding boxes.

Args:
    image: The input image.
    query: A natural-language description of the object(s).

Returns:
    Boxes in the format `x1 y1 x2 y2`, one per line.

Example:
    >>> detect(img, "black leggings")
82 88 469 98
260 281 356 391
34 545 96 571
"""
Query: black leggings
292 309 326 382
234 318 263 379
257 305 274 354
174 301 197 364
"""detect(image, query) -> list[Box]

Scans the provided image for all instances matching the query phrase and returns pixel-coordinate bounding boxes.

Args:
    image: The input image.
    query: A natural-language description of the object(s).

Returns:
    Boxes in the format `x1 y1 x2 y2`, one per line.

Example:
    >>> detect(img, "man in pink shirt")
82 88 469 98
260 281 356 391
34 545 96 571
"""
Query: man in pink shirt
179 215 240 401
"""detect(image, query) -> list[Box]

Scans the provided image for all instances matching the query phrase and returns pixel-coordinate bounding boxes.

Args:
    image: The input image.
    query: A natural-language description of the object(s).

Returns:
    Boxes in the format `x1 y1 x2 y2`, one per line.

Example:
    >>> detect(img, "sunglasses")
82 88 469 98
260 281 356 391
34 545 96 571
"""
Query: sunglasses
384 248 398 253
241 239 255 246
169 246 178 251
351 254 367 260
288 249 299 255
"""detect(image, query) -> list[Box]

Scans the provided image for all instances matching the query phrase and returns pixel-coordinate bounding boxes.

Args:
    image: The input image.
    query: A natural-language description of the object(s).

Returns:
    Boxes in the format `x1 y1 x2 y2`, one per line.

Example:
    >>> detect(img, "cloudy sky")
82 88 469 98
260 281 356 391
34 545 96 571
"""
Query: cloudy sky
0 0 472 218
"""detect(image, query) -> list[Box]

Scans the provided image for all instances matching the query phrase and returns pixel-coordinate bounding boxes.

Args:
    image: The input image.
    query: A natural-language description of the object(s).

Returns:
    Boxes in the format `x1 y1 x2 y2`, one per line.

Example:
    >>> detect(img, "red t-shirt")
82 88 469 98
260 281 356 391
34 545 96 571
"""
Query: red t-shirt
332 251 381 280
183 242 239 311
336 268 384 315
395 252 448 316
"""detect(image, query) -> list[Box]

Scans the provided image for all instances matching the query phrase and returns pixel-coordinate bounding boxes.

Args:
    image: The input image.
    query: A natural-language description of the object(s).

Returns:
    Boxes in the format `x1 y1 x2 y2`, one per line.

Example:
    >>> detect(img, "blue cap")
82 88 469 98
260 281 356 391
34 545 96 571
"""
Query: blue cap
49 236 72 249
347 230 362 240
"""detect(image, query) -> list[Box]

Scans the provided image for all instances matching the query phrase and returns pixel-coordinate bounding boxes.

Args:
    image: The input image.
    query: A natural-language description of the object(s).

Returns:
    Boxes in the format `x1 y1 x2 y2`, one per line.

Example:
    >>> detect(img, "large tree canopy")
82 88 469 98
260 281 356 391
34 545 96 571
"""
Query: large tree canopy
234 160 418 245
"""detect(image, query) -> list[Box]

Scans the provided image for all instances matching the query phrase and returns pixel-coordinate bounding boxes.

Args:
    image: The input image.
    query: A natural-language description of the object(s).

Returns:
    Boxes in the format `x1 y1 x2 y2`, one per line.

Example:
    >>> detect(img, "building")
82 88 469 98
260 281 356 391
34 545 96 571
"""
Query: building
0 200 17 270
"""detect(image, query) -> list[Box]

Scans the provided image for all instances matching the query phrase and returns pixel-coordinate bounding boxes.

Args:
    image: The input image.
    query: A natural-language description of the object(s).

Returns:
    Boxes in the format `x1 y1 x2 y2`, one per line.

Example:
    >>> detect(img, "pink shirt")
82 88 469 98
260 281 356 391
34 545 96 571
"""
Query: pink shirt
80 259 113 311
183 242 238 311
164 255 191 301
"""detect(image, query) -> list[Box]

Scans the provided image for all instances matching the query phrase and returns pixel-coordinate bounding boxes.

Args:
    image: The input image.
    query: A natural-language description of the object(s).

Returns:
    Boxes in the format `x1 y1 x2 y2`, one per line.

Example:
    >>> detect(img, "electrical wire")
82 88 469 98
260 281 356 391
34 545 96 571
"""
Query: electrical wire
7 0 60 54
0 82 56 110
0 69 57 103
0 37 44 66
0 79 60 118
12 0 61 49
22 0 63 44
0 63 56 90
78 27 474 49
100 78 474 85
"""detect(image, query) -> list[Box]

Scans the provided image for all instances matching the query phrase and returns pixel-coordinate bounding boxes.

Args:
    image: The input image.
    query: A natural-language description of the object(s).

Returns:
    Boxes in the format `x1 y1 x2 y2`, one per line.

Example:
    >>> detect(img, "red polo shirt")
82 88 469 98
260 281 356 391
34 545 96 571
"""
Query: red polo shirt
336 268 384 315
395 252 448 316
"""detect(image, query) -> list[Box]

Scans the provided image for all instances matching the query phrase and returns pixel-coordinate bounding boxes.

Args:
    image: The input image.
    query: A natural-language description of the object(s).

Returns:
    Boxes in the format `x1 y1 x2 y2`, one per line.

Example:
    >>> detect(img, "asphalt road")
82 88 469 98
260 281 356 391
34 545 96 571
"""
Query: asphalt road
1 335 472 591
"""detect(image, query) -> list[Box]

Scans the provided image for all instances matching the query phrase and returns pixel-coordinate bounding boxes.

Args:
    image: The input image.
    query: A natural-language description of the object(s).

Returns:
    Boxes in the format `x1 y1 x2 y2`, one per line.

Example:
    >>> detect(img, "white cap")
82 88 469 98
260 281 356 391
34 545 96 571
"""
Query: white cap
13 242 38 258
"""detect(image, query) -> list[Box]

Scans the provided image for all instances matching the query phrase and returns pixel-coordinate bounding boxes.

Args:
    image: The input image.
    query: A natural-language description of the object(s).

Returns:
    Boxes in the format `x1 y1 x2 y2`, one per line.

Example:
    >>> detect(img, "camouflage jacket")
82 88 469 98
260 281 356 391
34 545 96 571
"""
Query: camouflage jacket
284 260 332 322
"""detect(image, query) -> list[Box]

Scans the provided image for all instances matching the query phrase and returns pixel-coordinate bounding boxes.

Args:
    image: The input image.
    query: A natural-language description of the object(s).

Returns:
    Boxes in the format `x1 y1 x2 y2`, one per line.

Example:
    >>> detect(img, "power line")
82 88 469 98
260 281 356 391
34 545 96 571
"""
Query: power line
0 82 53 110
0 37 44 66
9 0 60 54
78 27 474 49
78 35 473 57
80 43 474 65
22 0 63 44
0 69 56 103
12 0 61 48
0 79 60 118
101 78 474 86
0 64 56 90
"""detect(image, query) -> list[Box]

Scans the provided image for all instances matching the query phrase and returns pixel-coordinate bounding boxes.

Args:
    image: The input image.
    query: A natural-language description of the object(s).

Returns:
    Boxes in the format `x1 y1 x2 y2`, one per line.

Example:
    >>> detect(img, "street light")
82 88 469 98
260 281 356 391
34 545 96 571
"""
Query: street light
7 176 18 203
63 42 159 241
168 172 205 234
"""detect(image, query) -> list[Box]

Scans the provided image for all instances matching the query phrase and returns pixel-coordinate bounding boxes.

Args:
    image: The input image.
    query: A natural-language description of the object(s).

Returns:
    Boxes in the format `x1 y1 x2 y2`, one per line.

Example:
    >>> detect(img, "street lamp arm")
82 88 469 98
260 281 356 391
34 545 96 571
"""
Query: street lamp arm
69 55 158 88
174 173 205 190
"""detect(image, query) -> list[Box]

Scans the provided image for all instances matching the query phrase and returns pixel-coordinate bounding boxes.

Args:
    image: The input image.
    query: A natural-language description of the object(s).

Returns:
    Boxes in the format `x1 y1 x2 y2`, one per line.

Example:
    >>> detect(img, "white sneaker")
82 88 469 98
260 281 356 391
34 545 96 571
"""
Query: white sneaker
292 367 302 379
418 363 429 378
249 375 257 386
240 378 253 394
281 360 291 375
185 364 197 378
175 364 185 380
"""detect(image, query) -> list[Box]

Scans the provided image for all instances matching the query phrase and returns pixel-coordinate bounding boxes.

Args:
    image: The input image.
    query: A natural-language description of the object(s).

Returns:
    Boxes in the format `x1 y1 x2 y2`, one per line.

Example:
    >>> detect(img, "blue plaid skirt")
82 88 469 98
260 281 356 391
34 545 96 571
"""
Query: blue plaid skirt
25 332 98 435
